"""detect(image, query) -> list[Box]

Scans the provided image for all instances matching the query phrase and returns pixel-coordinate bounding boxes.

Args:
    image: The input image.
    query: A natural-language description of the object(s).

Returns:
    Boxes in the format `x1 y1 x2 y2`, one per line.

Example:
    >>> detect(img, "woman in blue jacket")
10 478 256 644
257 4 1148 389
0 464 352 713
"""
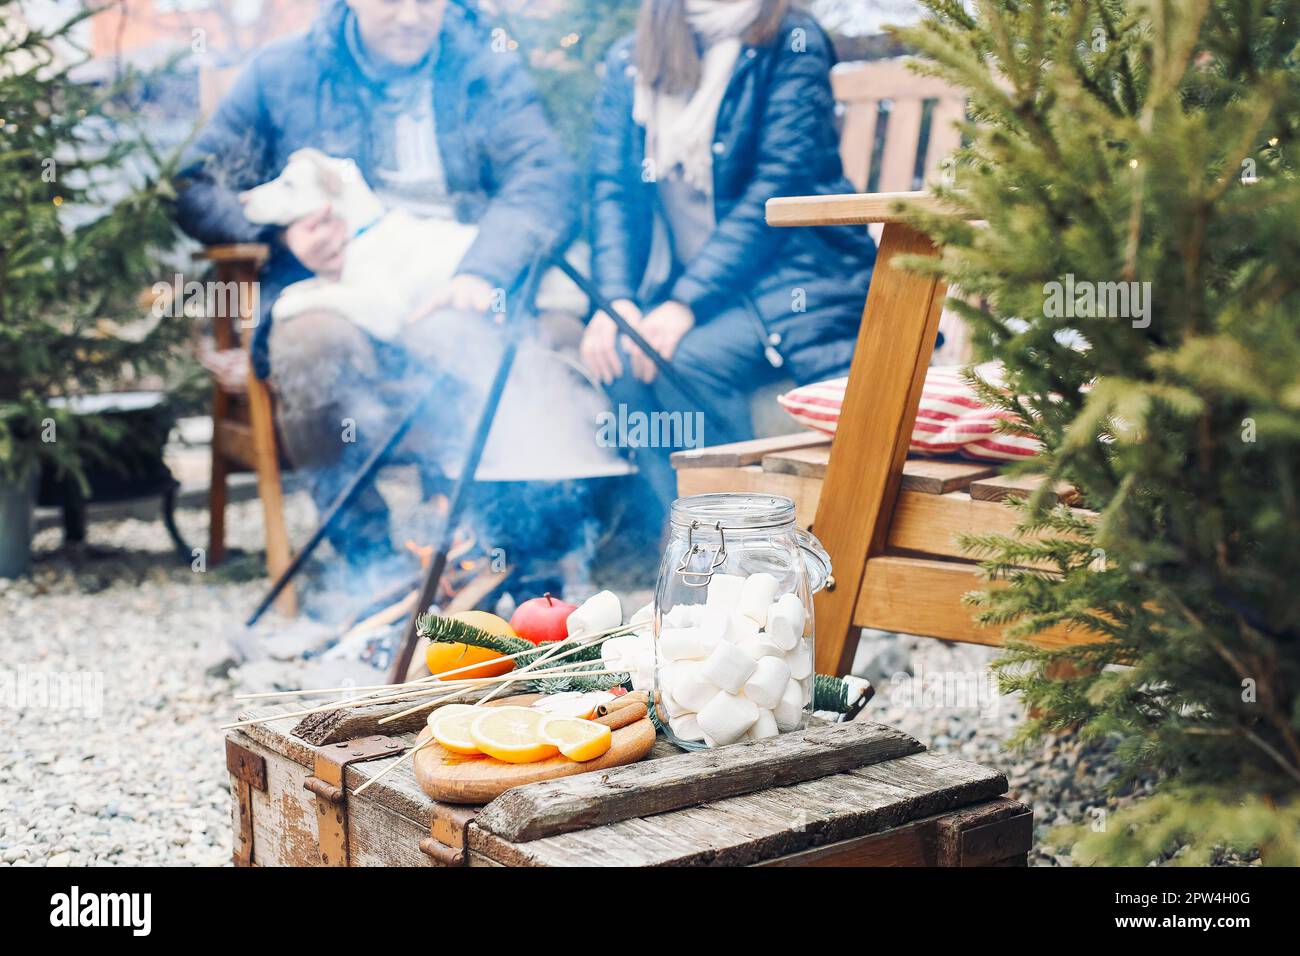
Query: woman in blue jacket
585 0 876 512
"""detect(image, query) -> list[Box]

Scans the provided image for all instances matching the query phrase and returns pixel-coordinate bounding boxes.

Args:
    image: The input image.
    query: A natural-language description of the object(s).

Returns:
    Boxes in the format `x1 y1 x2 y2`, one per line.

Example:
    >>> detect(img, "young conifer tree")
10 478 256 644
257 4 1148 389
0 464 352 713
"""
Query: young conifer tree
895 0 1300 863
0 2 180 485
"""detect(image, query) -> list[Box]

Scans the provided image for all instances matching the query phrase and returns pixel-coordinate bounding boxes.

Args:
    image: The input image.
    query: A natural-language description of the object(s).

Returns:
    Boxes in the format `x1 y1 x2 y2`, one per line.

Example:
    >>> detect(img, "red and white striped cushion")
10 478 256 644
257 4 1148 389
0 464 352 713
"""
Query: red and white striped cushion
777 363 1041 462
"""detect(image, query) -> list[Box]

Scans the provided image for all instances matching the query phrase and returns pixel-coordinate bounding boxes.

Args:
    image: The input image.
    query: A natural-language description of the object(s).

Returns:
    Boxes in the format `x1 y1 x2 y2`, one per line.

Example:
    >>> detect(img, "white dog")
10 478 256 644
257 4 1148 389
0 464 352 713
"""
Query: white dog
239 148 479 341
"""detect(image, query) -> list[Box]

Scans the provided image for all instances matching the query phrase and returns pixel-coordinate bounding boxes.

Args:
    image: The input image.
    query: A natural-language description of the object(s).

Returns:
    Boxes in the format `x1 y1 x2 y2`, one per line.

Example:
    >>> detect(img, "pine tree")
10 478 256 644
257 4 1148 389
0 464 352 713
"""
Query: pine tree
894 0 1300 864
488 0 642 163
0 2 182 486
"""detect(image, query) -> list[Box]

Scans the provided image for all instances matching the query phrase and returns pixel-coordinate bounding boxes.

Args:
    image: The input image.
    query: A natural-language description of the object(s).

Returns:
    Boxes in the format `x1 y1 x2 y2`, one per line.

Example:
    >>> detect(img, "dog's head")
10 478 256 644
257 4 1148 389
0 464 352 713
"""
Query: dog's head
239 149 365 226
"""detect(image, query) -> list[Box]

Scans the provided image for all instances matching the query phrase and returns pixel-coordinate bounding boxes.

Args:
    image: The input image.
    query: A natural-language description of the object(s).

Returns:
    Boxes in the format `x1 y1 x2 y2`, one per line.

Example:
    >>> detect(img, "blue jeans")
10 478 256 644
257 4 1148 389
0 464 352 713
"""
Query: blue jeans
604 303 786 515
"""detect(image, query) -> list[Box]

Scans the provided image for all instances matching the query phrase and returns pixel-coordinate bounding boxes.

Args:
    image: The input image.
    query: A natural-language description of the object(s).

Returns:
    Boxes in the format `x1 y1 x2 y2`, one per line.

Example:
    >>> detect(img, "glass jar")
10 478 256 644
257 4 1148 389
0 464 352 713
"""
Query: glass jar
653 493 832 750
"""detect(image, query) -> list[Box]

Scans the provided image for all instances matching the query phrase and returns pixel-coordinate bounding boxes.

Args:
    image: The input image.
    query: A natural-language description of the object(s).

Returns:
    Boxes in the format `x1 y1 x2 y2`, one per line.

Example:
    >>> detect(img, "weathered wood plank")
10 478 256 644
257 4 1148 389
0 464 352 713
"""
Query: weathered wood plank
760 445 832 479
968 472 1080 506
854 555 1105 647
474 721 924 844
896 459 1001 495
470 750 1005 866
935 799 1034 866
670 431 828 469
758 796 1029 867
674 464 822 528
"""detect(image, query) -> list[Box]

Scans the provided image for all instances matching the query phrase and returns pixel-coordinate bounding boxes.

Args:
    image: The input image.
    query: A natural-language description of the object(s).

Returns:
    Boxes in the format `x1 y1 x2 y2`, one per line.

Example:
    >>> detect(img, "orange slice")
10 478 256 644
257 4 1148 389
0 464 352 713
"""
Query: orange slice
429 706 486 755
426 702 478 728
540 716 613 762
469 706 558 764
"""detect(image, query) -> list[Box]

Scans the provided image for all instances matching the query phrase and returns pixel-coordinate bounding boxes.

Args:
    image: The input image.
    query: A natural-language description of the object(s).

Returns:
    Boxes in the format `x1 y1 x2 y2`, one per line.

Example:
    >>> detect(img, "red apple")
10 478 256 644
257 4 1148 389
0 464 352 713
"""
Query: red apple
509 593 577 645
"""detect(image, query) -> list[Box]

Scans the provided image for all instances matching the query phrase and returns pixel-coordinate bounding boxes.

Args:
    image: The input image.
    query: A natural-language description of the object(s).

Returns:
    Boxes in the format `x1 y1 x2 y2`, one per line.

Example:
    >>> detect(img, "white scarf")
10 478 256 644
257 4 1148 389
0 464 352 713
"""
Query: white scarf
633 0 764 194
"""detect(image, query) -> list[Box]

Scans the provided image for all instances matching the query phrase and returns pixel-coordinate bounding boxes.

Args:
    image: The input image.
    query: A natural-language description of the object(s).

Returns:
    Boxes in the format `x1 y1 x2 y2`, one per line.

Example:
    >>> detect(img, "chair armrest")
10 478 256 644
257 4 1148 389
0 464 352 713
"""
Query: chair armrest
197 243 271 268
765 191 949 227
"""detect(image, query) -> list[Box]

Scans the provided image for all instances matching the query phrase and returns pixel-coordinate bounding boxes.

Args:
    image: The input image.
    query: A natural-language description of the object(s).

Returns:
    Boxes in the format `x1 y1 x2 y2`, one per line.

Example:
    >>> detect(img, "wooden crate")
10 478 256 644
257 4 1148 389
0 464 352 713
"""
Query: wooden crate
226 703 1031 867
673 432 1103 651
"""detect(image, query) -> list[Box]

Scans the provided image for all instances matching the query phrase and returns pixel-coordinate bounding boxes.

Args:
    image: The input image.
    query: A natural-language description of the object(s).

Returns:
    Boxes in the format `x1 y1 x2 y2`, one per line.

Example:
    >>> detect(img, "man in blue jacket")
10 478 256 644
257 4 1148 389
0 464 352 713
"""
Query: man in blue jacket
176 0 578 566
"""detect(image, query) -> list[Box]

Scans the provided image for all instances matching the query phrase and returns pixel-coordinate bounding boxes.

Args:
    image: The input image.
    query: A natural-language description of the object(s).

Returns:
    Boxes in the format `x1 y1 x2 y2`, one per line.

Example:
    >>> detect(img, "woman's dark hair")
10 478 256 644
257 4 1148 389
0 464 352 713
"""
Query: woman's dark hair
635 0 790 95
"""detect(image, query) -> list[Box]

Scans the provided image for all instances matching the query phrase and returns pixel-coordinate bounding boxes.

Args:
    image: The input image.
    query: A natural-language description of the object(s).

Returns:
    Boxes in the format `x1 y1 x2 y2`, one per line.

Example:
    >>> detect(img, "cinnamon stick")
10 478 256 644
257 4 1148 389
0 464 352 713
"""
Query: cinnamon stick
596 701 648 731
597 690 649 717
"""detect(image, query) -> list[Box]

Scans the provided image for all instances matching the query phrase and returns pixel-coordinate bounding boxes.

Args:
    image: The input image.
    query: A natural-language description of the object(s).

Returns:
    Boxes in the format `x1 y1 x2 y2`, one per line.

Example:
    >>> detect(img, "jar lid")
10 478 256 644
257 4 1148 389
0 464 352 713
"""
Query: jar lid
670 493 796 531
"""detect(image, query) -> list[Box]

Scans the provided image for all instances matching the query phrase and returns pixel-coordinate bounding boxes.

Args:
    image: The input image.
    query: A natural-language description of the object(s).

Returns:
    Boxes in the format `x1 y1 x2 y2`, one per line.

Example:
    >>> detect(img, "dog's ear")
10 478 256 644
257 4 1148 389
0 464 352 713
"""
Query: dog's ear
287 147 329 168
307 153 346 199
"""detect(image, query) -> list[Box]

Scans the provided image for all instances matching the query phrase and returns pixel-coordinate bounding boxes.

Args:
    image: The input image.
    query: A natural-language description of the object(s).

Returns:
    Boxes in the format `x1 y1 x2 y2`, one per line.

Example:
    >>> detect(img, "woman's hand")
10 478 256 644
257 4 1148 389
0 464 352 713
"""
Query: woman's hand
580 298 641 385
627 300 694 384
282 205 346 279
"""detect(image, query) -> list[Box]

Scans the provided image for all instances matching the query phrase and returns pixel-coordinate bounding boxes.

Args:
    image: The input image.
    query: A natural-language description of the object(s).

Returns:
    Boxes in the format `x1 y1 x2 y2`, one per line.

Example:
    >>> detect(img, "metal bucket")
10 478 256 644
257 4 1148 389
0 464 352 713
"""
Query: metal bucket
0 471 35 578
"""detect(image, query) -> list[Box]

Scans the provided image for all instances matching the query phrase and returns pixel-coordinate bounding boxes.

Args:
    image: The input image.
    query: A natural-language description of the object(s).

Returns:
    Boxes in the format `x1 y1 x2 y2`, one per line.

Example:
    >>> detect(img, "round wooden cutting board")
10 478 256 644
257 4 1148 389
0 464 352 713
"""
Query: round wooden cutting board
413 697 657 805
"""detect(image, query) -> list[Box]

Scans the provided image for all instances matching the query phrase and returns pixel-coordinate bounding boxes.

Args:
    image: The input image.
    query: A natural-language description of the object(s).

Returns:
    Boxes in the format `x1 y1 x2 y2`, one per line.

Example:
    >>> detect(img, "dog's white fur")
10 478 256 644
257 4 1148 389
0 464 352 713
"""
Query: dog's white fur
240 148 479 340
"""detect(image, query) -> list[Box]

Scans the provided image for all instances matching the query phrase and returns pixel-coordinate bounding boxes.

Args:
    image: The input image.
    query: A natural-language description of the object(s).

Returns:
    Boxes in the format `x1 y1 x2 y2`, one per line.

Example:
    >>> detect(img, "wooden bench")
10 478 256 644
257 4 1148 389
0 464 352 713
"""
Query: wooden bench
226 703 1031 866
675 192 1103 676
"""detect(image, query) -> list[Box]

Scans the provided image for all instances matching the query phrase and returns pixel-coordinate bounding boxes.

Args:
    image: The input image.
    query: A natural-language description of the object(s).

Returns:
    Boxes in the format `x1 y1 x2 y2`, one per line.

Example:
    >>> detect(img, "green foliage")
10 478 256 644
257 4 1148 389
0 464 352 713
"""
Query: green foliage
0 2 183 485
894 0 1300 862
493 0 641 165
1060 789 1300 866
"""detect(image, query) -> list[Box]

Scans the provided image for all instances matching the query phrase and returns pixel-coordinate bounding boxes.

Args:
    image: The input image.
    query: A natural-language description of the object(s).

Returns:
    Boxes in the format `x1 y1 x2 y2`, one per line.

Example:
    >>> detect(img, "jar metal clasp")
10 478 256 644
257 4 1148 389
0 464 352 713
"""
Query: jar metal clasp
676 520 727 587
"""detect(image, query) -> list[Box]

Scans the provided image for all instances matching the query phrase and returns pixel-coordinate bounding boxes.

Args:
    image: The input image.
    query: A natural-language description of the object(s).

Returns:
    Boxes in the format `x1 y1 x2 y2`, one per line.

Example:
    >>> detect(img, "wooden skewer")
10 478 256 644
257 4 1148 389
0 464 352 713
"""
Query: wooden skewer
375 632 618 726
219 663 621 731
233 623 638 700
475 629 576 708
374 662 620 727
353 736 430 796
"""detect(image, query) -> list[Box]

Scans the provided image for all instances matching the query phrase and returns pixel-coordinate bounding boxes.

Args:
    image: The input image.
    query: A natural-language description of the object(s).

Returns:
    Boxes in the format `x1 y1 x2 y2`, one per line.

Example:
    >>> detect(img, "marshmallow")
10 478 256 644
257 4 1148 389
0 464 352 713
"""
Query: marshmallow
669 713 706 742
630 602 654 626
745 710 780 740
630 659 655 692
743 655 791 710
765 592 805 650
800 676 813 706
663 603 702 628
738 635 786 662
601 634 631 667
567 589 622 639
729 613 760 643
658 686 689 719
668 660 719 712
774 679 804 731
697 691 760 745
702 732 719 749
658 626 718 661
705 573 746 612
785 639 813 680
700 640 756 695
737 572 779 626
697 606 734 645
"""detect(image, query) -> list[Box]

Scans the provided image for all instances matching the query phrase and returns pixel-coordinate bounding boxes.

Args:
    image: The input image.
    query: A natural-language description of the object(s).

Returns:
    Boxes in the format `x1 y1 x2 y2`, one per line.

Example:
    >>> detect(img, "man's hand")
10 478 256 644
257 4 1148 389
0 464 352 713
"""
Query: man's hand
282 205 346 278
626 300 694 384
199 344 250 395
580 298 641 385
416 273 497 320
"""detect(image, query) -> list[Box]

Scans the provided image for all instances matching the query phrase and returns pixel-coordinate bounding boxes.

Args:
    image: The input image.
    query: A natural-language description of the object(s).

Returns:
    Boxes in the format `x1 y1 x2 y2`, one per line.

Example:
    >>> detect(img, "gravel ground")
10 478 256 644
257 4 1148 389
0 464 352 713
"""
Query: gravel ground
2 488 1149 868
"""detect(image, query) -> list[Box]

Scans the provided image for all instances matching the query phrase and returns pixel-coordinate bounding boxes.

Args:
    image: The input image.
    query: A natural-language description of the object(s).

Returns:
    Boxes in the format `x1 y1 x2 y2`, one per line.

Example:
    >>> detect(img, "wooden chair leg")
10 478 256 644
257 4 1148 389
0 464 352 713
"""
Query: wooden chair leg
811 220 947 676
247 368 296 617
209 386 229 567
